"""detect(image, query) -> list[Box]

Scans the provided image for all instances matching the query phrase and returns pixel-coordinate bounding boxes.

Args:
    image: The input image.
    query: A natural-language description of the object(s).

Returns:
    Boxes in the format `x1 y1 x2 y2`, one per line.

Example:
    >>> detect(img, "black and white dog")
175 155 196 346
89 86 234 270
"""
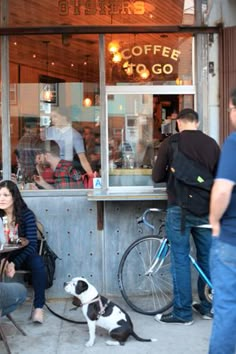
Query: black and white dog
64 277 156 347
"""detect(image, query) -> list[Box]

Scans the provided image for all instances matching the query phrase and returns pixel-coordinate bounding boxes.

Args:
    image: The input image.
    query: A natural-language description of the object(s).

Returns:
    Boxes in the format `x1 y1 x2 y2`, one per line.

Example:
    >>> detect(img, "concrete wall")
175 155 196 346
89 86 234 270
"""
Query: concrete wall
22 194 167 298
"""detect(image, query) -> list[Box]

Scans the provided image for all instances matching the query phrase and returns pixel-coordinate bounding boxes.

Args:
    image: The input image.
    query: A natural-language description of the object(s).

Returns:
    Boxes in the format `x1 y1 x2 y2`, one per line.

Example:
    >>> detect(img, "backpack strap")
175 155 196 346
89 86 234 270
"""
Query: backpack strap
169 136 188 233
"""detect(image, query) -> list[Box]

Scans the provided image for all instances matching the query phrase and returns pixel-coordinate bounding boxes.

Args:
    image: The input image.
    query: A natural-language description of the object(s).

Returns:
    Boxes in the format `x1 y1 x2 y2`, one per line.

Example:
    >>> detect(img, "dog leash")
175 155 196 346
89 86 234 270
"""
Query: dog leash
45 295 110 323
45 302 87 324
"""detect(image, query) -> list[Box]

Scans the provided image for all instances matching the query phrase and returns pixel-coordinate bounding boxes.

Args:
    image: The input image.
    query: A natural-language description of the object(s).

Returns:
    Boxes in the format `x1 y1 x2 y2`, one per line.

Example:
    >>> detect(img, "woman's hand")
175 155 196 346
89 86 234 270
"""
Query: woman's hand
5 261 16 278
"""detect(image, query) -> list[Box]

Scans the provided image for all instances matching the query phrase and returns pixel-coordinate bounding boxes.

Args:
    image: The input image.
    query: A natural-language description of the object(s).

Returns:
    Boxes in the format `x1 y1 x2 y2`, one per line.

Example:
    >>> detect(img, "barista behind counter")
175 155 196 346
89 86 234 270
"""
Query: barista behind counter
134 140 154 168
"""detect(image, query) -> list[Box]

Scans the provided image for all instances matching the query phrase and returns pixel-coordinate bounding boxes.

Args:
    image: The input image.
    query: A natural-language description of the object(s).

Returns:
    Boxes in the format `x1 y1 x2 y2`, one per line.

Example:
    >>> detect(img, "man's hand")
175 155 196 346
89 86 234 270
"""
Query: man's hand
209 220 220 238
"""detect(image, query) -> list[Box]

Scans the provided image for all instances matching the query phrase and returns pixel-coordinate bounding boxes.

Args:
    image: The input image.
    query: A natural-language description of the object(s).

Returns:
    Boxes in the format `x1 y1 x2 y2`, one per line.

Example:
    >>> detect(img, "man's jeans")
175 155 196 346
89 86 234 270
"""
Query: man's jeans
0 282 27 317
209 238 236 354
166 206 212 321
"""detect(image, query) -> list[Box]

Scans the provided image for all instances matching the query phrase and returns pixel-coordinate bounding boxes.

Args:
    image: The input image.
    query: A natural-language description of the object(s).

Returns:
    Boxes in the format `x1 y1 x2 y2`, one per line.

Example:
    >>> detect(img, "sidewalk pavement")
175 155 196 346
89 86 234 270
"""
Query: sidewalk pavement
0 296 212 354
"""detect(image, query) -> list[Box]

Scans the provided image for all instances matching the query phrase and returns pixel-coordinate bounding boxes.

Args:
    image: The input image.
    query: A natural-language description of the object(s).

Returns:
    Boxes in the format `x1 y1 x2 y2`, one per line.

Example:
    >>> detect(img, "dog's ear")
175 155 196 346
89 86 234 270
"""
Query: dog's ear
75 280 88 295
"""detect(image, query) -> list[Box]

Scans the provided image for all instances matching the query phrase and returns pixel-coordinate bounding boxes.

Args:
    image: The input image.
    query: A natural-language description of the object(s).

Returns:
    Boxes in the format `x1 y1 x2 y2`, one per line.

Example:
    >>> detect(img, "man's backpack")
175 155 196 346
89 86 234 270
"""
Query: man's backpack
170 139 214 225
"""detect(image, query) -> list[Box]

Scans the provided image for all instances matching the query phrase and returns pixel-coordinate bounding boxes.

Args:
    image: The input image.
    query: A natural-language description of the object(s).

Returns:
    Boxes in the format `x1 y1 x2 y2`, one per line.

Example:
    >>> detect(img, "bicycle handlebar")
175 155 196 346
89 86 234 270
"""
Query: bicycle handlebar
137 208 164 232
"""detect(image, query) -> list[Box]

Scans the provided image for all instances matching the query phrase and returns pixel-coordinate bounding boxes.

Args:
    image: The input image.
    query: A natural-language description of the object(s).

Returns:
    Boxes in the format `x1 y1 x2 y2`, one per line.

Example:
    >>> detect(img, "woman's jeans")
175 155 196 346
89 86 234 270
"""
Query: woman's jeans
166 206 212 321
209 238 236 354
0 282 27 317
20 254 46 309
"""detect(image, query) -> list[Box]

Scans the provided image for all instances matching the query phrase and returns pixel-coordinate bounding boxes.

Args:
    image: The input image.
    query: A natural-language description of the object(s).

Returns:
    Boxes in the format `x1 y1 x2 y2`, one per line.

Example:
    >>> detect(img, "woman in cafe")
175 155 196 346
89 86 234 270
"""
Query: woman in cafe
0 180 46 324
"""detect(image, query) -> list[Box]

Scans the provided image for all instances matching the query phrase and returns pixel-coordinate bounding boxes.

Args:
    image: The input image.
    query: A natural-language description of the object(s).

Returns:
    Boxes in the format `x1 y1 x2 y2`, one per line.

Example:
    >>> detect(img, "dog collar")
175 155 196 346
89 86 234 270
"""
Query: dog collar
82 295 110 319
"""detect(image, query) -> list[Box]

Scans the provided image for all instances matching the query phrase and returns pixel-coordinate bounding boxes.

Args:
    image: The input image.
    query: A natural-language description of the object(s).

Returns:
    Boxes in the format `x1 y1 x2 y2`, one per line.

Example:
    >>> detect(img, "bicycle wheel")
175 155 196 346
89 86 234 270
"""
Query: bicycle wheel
118 235 173 315
204 284 213 303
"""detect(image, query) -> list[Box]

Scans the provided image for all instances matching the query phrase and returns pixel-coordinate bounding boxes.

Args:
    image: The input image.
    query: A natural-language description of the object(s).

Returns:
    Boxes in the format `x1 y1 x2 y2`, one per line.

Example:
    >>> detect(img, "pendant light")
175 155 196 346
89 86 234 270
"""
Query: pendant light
83 55 92 107
42 41 53 102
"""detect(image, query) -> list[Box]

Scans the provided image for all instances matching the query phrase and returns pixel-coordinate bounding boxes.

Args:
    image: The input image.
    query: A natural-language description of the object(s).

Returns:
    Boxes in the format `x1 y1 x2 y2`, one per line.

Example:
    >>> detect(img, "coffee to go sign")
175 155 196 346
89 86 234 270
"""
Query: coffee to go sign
121 44 181 76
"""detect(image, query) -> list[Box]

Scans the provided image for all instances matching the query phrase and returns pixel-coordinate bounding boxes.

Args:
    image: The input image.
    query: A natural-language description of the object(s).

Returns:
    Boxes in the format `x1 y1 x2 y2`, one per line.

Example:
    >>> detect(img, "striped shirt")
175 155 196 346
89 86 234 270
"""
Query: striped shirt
10 208 38 269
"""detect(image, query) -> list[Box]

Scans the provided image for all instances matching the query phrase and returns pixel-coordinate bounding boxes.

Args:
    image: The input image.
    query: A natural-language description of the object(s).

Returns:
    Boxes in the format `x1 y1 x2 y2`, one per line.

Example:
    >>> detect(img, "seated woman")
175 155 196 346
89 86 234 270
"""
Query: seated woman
0 180 46 323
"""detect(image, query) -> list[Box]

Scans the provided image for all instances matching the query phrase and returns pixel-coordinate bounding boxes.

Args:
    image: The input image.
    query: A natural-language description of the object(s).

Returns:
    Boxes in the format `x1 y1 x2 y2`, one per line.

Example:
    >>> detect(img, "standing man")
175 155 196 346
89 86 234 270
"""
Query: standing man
208 88 236 354
152 108 220 325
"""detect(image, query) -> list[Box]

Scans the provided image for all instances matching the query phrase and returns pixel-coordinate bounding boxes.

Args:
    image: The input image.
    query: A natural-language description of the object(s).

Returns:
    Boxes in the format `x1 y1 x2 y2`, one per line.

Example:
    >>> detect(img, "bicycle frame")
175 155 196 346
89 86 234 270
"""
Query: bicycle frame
141 208 213 290
189 254 213 289
145 237 169 275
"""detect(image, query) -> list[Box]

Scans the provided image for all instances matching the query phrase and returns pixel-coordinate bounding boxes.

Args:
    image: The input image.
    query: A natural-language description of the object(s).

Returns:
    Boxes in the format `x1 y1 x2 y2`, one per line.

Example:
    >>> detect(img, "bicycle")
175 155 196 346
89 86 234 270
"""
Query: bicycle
117 208 213 316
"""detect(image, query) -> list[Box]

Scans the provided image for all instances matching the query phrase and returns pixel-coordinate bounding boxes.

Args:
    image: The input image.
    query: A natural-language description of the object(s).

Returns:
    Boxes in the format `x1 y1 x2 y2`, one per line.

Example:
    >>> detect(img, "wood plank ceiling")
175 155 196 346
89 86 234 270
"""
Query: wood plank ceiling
5 0 193 83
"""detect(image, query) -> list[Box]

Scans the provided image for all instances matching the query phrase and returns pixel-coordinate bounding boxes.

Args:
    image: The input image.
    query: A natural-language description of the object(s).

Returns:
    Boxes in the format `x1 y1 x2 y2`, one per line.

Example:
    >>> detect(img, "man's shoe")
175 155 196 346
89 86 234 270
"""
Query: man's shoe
154 312 193 325
192 302 213 320
32 308 44 324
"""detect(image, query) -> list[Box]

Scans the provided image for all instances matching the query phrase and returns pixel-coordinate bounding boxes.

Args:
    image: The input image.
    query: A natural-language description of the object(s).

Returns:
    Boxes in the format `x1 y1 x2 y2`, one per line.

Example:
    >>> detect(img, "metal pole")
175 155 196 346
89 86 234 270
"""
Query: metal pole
1 0 11 180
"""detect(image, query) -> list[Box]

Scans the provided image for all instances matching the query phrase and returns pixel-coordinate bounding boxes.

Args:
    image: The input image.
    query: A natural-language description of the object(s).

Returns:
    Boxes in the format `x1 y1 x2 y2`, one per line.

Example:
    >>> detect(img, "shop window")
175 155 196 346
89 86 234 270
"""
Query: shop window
106 33 193 85
9 34 100 190
108 93 194 187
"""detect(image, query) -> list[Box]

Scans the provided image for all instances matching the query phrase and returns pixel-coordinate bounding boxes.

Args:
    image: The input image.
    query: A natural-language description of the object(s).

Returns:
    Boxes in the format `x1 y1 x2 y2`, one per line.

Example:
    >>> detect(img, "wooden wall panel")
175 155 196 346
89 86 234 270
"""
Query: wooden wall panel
219 26 236 143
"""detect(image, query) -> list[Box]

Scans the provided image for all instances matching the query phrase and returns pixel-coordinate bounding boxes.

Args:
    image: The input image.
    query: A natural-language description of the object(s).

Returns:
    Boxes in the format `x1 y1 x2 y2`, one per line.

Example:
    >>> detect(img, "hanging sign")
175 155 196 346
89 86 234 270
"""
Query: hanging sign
58 0 145 16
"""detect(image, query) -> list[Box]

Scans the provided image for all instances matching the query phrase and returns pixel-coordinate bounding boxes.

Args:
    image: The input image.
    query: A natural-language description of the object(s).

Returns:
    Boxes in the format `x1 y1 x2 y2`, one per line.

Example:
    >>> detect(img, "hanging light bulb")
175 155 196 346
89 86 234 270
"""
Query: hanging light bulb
43 84 52 102
83 55 92 107
83 97 92 107
42 41 53 102
108 40 120 54
123 61 135 76
139 68 150 80
112 52 122 63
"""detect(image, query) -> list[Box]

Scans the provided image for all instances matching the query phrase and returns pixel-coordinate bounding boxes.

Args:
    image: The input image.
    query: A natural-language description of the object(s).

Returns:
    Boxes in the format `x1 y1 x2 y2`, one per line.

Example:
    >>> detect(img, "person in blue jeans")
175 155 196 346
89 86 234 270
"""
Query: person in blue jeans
152 108 220 325
0 180 46 324
209 88 236 354
0 282 27 317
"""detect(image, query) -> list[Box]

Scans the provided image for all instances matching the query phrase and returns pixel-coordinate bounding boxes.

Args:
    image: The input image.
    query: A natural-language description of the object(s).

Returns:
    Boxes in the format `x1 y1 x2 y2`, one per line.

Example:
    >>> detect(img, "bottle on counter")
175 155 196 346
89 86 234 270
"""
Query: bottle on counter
0 218 5 248
2 216 10 244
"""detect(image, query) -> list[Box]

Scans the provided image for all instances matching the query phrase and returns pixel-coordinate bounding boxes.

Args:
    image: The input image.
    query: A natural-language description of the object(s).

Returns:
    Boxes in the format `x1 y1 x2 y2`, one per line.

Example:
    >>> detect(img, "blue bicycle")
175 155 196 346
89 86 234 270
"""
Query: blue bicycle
117 208 213 315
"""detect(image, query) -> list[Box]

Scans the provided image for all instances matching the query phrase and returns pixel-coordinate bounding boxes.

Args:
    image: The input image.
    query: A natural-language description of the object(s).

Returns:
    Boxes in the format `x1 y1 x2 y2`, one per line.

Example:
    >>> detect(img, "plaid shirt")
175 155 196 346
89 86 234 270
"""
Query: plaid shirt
53 160 84 189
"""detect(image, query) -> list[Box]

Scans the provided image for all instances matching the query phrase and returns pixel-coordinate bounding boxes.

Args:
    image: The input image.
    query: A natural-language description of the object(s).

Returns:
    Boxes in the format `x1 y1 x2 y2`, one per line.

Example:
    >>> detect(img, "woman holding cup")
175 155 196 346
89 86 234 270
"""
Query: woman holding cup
0 180 46 323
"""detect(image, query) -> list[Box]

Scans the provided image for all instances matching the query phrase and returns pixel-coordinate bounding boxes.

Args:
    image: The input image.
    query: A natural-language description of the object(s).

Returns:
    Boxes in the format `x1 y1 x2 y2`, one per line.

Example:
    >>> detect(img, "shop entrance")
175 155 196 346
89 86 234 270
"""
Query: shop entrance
106 86 195 188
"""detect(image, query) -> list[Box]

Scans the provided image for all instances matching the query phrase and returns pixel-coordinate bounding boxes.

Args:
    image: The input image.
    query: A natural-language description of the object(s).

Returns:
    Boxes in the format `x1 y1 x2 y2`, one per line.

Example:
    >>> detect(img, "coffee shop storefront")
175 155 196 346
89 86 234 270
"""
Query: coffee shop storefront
0 0 220 297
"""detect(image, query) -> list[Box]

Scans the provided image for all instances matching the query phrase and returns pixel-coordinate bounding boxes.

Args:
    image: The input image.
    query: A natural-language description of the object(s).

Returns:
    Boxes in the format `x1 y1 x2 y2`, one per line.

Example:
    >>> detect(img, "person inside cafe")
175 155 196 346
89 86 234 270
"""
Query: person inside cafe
14 116 42 183
42 105 93 177
0 180 46 324
82 126 101 173
34 140 84 189
134 139 154 168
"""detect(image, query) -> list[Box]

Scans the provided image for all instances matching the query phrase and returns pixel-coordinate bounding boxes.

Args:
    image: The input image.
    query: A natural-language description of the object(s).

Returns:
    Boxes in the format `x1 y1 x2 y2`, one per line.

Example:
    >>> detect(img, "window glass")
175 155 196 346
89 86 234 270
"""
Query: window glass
9 34 100 190
7 0 195 27
106 33 193 85
108 93 194 187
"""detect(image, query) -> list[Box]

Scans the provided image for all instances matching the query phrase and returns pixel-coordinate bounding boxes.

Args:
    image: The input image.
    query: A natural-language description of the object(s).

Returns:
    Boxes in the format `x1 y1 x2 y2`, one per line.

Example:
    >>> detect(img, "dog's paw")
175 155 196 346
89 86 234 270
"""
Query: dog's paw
151 338 158 342
85 340 94 347
106 340 120 346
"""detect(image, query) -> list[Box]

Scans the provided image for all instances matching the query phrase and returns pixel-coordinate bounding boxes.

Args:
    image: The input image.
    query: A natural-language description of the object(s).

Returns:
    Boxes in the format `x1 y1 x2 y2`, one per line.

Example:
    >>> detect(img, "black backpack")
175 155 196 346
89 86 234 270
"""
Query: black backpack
170 138 214 228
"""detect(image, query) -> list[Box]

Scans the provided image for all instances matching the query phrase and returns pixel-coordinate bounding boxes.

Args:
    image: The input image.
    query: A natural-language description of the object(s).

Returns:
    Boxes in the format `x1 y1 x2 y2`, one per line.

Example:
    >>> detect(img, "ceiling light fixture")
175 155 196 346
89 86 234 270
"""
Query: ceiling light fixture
42 41 53 103
108 40 120 54
83 55 92 107
112 52 122 63
139 68 150 80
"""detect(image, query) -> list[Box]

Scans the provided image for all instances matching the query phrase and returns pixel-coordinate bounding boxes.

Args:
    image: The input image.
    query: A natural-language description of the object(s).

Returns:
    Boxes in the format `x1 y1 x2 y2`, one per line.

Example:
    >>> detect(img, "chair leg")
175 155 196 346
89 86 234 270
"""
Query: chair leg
6 314 26 336
0 324 11 354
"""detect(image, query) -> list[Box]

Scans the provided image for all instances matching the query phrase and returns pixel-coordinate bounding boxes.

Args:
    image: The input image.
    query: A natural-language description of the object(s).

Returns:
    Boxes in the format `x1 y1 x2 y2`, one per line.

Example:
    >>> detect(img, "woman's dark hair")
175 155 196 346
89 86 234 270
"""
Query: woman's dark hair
0 180 28 224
